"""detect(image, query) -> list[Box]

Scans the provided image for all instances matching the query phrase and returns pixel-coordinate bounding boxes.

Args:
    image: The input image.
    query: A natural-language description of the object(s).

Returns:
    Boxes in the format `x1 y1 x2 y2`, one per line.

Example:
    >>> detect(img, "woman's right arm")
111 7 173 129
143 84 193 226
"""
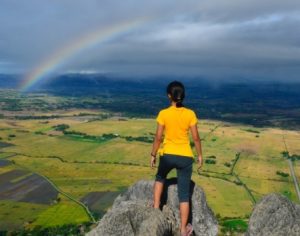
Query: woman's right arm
190 124 203 168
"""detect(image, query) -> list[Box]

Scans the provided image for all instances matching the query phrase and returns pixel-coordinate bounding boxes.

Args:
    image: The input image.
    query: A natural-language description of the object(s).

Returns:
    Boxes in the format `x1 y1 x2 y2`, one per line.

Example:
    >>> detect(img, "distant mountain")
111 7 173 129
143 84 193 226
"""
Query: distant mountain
0 74 21 88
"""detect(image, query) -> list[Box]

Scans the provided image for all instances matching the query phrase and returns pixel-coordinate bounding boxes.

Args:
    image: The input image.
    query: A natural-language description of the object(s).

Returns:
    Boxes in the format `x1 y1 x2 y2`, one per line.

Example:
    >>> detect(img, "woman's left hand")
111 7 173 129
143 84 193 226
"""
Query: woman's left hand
150 156 156 169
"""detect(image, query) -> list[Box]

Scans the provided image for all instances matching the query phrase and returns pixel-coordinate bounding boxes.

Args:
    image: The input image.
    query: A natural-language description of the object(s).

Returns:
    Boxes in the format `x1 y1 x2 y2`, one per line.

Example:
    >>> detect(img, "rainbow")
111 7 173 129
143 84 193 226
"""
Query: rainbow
20 18 148 91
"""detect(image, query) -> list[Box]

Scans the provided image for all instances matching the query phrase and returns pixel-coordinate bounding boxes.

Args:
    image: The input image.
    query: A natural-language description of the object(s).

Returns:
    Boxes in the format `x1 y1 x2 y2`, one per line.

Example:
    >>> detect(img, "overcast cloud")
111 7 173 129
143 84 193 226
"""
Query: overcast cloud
0 0 300 81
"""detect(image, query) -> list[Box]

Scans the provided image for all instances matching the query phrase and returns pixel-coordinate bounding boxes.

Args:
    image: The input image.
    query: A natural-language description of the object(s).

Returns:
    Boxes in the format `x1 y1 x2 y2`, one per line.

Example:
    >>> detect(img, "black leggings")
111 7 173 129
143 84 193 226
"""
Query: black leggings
155 153 194 202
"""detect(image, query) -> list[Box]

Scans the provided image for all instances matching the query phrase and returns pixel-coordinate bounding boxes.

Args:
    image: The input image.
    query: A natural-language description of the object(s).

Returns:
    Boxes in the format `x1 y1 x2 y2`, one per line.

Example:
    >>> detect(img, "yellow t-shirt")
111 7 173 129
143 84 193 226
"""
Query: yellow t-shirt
156 105 198 158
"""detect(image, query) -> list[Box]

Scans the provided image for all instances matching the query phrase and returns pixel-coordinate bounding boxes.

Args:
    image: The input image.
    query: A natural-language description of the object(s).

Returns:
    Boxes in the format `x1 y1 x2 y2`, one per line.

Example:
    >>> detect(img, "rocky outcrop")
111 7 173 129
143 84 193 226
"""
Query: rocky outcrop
245 193 300 236
87 178 218 236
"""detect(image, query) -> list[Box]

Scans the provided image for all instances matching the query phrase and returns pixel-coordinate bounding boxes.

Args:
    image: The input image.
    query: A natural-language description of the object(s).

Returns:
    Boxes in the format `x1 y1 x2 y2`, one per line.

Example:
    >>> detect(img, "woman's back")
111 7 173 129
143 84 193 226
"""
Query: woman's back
156 105 197 158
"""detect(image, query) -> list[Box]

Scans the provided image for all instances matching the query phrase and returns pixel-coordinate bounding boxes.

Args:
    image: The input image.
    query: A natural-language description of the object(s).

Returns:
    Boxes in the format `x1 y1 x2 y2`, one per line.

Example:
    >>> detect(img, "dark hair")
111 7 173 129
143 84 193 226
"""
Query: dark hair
166 81 185 108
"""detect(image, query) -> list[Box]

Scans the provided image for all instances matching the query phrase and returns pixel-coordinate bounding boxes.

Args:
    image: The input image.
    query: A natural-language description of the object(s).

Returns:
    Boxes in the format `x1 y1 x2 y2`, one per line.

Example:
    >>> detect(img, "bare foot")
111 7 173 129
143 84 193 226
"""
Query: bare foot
186 223 193 236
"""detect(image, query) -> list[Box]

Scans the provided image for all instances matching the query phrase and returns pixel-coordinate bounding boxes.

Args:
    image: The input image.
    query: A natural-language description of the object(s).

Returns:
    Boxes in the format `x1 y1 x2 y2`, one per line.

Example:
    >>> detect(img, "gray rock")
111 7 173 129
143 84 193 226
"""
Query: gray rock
245 193 300 236
87 200 174 236
87 178 218 236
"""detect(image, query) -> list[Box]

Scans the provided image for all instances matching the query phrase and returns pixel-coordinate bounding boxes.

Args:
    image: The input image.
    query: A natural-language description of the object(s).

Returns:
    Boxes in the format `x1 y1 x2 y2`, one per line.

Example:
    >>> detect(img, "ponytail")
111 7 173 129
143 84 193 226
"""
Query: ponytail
175 100 183 108
166 81 185 107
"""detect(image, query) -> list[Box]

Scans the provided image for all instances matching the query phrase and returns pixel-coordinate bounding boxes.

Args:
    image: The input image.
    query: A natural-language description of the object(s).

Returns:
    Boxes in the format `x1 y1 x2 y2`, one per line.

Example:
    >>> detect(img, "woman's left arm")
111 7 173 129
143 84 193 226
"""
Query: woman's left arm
150 123 164 168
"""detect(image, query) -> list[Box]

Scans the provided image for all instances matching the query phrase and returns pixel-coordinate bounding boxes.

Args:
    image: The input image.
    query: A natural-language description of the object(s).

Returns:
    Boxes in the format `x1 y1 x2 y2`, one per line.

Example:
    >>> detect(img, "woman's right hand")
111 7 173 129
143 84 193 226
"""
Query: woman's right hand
197 155 203 169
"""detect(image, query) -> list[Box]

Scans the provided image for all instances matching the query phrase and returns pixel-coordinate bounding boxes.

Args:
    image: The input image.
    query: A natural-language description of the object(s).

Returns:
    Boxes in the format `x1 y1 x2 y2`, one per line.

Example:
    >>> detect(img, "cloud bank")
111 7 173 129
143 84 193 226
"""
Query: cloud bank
0 0 300 81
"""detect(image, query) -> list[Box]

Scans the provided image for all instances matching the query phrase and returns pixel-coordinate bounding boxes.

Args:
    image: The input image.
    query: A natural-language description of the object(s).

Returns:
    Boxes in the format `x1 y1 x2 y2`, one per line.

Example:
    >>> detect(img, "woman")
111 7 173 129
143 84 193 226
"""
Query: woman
150 81 203 236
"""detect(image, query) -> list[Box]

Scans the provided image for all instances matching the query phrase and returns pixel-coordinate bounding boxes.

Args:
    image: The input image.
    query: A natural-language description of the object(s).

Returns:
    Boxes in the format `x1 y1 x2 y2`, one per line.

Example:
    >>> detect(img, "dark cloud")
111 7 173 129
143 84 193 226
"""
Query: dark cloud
0 0 300 81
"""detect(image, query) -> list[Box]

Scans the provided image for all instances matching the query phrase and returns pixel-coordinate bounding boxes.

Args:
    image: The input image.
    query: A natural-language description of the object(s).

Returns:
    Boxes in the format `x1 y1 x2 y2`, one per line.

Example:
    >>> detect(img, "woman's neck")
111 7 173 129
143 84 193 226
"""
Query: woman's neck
171 101 177 107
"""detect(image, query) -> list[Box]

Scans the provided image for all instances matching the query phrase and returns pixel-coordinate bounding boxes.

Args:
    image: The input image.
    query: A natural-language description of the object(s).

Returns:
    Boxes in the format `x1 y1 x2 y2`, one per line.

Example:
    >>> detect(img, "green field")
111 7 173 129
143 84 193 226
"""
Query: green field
0 109 300 235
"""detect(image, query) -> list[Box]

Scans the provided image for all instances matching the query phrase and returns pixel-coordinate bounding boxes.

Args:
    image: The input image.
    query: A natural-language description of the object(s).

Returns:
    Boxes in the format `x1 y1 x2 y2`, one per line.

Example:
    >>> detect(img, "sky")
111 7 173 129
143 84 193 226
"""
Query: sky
0 0 300 82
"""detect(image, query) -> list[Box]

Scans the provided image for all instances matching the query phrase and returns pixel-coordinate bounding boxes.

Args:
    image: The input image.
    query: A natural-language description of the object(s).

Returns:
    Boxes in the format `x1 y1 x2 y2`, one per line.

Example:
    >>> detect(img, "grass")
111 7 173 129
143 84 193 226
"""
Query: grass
31 195 90 228
193 174 253 217
294 161 300 185
9 155 156 199
0 200 47 231
0 152 13 158
0 164 16 175
234 156 290 181
239 176 299 203
68 118 156 137
0 113 300 232
3 132 152 165
221 218 248 233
